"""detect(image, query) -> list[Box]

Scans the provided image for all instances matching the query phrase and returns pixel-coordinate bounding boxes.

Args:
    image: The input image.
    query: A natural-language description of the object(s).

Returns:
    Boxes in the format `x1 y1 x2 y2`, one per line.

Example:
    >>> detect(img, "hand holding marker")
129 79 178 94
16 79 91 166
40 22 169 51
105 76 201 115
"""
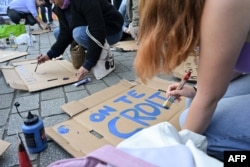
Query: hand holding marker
163 70 192 109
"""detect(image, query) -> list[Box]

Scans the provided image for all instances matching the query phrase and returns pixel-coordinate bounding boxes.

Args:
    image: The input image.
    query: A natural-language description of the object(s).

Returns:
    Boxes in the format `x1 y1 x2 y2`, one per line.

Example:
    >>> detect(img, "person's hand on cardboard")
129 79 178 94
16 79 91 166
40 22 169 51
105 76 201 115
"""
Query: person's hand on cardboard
37 54 50 64
166 83 196 103
76 66 89 81
39 22 51 30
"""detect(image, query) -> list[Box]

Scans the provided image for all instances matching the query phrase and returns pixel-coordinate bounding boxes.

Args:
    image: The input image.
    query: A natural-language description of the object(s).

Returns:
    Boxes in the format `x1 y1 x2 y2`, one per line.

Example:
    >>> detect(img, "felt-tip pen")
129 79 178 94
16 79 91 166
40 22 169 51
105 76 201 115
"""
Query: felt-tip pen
73 77 91 87
163 70 192 109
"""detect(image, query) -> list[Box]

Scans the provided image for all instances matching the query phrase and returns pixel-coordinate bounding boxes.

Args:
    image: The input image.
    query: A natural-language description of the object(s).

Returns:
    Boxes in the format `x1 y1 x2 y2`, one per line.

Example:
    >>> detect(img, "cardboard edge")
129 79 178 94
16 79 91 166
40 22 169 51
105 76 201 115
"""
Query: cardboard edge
46 127 84 157
60 101 88 117
0 51 28 63
1 66 28 91
0 140 11 156
61 80 137 116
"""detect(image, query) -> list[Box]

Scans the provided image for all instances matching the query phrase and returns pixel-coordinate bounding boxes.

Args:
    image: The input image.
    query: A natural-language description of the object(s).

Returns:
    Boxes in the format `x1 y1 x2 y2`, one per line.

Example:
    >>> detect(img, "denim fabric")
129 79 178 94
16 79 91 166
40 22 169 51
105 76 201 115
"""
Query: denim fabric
53 26 122 47
53 27 59 39
179 74 250 161
118 0 129 32
75 26 122 47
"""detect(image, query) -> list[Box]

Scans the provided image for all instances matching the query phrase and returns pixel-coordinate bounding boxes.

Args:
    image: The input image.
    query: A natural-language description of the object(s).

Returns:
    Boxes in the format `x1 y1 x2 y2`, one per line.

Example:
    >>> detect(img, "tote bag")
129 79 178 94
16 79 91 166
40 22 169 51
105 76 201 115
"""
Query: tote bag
86 27 115 80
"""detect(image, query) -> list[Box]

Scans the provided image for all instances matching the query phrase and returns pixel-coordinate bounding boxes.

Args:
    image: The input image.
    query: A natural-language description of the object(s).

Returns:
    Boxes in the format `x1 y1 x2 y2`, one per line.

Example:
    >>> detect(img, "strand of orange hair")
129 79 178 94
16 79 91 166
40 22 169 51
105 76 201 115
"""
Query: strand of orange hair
134 0 205 83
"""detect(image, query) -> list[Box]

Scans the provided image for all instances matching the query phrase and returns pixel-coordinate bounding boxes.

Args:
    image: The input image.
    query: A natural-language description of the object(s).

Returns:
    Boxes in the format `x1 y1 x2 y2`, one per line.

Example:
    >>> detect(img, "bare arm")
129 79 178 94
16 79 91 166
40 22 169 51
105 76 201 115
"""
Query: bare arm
183 0 250 133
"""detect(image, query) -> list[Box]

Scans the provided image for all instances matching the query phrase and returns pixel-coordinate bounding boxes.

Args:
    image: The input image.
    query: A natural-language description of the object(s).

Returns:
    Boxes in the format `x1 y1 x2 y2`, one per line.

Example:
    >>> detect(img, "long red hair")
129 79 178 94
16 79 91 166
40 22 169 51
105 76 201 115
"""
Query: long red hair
135 0 205 83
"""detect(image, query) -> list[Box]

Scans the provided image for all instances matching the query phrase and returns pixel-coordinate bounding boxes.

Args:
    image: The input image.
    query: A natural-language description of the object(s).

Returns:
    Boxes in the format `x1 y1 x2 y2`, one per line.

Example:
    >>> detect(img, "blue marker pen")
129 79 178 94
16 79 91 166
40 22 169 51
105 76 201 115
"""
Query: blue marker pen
73 77 91 87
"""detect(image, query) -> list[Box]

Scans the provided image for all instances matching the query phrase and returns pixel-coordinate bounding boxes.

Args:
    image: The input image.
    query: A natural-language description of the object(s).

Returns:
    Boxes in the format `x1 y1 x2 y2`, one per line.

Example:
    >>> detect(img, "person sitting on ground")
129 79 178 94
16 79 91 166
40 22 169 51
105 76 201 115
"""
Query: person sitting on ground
7 0 50 30
135 0 250 161
40 0 54 25
37 0 123 81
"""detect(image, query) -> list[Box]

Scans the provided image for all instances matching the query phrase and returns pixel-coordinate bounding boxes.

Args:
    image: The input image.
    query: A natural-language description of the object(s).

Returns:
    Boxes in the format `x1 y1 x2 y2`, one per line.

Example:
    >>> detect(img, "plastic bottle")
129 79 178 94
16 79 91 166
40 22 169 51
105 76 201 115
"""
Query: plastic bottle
26 26 33 47
9 32 17 48
22 111 48 153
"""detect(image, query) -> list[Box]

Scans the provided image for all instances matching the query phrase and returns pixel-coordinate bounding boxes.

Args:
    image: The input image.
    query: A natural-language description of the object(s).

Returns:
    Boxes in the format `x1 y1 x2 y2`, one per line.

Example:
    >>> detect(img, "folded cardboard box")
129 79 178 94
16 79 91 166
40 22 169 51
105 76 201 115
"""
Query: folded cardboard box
46 77 185 157
1 59 77 92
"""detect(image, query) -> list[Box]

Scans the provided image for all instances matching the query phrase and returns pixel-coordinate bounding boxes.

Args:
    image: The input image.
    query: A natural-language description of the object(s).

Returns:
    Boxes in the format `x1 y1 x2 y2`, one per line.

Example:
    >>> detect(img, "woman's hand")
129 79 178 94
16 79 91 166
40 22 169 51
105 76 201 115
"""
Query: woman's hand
166 83 196 102
76 66 89 81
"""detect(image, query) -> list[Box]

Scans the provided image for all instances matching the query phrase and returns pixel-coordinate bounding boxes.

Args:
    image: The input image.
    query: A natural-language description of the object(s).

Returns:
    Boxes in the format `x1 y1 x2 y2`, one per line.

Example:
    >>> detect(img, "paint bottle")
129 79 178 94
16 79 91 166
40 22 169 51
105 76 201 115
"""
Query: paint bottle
15 102 48 153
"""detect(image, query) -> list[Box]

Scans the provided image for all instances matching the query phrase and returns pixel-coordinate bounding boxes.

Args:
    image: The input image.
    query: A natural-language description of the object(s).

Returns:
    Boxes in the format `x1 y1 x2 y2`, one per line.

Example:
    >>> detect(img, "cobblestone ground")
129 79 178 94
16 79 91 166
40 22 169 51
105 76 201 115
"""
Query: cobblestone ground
0 22 178 167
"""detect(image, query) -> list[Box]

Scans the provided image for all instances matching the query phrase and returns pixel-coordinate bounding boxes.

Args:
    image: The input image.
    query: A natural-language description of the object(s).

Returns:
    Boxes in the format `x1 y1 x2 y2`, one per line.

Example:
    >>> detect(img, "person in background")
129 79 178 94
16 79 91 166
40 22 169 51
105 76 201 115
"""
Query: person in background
37 0 123 81
118 0 139 40
125 0 139 40
40 0 53 25
135 0 250 161
7 0 50 30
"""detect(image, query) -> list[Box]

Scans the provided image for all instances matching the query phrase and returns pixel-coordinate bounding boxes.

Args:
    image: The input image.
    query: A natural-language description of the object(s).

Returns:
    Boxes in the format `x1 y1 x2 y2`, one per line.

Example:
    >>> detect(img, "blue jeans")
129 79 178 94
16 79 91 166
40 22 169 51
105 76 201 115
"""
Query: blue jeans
179 74 250 160
53 26 122 47
118 0 129 32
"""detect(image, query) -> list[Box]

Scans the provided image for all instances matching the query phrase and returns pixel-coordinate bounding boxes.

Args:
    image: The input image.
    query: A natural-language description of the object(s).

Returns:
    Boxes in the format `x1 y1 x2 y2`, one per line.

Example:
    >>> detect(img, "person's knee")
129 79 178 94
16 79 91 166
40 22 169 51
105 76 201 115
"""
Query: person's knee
72 27 88 48
53 27 60 39
7 9 21 24
29 21 37 26
25 15 37 25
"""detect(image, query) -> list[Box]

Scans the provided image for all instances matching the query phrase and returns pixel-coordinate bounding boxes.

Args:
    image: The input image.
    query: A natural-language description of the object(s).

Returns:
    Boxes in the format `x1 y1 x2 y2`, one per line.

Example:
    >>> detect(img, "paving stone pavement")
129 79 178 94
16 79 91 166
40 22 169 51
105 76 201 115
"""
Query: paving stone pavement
0 22 179 167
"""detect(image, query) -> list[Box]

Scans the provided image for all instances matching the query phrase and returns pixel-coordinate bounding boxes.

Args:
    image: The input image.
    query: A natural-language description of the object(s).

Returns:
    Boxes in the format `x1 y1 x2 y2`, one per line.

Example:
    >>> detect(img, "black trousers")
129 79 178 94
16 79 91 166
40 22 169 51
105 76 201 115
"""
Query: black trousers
7 7 37 25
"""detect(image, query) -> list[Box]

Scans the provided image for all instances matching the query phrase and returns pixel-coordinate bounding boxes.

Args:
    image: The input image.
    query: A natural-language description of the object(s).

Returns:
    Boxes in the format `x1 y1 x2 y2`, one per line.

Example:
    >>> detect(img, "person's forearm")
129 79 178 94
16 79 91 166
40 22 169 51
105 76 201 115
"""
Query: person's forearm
35 16 43 25
183 95 217 133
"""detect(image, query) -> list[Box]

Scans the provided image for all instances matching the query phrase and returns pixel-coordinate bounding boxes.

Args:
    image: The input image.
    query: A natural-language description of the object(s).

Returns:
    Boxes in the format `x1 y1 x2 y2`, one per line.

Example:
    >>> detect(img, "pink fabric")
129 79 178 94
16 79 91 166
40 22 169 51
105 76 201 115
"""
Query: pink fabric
47 145 155 167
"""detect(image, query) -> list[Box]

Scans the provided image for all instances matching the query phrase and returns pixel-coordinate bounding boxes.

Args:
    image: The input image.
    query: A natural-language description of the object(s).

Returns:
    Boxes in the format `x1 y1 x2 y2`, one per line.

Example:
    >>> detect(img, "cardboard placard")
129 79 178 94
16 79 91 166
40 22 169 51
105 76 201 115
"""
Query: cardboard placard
31 29 51 35
0 50 28 63
112 40 138 52
0 140 11 156
1 59 77 92
172 55 199 82
46 77 186 157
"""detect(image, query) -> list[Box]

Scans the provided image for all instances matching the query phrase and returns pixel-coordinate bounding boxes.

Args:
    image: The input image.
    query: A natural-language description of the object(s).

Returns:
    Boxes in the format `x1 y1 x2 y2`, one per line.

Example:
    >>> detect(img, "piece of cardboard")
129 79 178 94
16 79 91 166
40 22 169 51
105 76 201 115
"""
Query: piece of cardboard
0 50 28 63
31 29 52 35
112 40 138 52
172 54 199 82
1 59 77 92
0 139 11 156
46 77 185 157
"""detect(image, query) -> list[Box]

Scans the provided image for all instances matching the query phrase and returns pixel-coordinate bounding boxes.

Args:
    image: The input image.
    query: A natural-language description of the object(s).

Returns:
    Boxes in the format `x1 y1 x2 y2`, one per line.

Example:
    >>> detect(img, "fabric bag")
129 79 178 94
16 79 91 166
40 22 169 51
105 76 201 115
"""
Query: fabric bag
117 122 223 167
70 41 85 69
86 27 115 80
0 24 26 38
47 145 155 167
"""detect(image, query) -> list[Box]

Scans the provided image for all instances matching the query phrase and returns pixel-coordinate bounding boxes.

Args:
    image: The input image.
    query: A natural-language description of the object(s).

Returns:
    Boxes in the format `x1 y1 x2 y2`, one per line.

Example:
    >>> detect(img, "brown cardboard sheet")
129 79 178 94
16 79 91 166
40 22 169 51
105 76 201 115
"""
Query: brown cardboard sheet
0 140 11 156
172 55 199 82
112 40 138 52
0 50 28 63
46 77 185 157
1 59 77 92
31 29 52 35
